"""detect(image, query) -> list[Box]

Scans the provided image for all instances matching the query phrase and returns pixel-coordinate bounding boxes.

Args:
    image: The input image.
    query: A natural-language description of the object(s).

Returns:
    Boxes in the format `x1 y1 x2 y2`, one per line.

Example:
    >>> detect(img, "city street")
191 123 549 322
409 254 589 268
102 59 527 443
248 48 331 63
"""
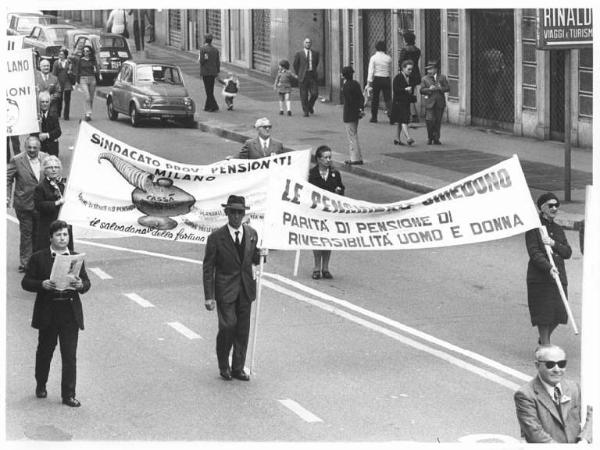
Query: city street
5 89 585 442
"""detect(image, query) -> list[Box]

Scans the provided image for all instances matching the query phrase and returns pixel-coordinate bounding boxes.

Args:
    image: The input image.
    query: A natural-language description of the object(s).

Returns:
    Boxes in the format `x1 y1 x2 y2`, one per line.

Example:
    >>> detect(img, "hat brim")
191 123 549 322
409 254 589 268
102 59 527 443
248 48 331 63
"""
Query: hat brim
222 203 250 210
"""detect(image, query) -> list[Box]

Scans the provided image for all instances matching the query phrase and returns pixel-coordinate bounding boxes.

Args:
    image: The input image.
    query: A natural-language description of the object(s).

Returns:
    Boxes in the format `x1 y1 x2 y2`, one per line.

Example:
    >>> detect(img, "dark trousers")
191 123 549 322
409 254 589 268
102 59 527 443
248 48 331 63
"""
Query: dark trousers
370 76 391 120
425 106 445 141
299 72 319 114
216 295 252 372
133 20 145 51
202 75 218 111
57 90 71 120
35 303 79 399
15 208 39 267
6 135 21 163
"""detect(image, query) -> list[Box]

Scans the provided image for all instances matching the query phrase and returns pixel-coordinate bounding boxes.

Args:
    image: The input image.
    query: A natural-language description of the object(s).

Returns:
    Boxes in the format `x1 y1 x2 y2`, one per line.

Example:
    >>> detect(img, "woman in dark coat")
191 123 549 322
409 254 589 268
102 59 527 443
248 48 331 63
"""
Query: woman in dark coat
308 145 345 280
34 156 73 251
525 192 572 345
390 59 416 146
399 30 421 122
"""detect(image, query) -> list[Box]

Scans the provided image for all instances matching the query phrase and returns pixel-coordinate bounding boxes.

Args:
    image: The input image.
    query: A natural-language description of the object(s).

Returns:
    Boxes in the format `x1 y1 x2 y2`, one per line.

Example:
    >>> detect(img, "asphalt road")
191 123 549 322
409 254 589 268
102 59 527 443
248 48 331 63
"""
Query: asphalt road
5 86 585 443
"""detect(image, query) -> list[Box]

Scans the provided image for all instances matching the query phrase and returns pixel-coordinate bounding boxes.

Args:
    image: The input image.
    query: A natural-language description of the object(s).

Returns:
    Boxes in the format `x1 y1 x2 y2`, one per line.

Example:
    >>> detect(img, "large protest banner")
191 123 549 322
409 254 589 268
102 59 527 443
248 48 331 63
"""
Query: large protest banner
262 155 541 250
5 48 38 136
59 122 311 243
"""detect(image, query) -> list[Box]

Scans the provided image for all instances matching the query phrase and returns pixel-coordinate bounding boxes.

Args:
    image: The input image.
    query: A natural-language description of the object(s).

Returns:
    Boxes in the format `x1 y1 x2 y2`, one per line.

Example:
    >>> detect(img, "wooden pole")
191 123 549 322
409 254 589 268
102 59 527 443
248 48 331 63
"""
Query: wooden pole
563 50 572 201
540 226 578 334
249 253 266 375
293 250 301 277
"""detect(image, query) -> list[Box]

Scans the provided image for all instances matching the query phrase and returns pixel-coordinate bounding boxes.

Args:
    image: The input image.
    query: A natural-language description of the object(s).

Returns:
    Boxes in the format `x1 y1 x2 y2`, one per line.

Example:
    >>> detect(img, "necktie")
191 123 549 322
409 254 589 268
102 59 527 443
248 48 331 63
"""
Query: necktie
234 231 240 247
553 386 561 404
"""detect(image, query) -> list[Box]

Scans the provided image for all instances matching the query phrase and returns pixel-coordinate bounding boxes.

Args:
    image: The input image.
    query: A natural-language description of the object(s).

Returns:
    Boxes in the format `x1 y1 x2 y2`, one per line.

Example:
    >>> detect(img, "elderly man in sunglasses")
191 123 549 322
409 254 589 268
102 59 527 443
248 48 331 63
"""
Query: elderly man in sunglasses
514 345 592 443
237 117 286 159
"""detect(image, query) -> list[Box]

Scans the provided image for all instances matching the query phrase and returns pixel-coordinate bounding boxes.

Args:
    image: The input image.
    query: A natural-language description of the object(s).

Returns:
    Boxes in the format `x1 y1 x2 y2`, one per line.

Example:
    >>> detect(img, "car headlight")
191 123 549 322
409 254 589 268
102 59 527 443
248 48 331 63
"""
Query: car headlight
143 98 152 108
184 97 193 109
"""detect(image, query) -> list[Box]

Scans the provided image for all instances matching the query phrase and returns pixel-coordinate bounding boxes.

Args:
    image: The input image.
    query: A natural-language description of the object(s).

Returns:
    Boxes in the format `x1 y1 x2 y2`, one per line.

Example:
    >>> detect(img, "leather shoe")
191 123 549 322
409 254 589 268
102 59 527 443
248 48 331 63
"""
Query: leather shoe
220 369 232 381
433 140 442 145
62 396 81 407
303 112 309 117
369 118 378 123
35 386 47 398
309 106 314 114
344 160 364 165
427 139 433 145
231 370 250 381
322 270 333 279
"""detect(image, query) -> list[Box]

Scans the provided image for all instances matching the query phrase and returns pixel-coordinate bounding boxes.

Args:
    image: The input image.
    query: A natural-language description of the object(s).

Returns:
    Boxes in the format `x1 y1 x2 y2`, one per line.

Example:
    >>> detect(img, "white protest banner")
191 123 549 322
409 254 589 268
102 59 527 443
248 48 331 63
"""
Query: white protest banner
5 49 38 136
59 122 311 243
262 155 541 250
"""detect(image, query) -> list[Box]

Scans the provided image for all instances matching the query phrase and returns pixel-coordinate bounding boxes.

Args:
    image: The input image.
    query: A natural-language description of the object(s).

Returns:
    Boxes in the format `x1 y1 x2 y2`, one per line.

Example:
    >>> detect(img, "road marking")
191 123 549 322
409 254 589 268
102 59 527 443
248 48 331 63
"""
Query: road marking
124 293 155 308
65 238 527 389
279 399 323 423
89 267 112 279
263 281 521 391
263 272 531 383
167 322 202 340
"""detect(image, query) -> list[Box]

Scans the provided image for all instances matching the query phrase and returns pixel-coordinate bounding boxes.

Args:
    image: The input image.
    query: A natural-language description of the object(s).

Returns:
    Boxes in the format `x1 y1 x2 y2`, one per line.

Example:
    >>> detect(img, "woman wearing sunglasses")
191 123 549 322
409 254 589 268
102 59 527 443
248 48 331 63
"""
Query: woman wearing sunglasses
525 192 572 345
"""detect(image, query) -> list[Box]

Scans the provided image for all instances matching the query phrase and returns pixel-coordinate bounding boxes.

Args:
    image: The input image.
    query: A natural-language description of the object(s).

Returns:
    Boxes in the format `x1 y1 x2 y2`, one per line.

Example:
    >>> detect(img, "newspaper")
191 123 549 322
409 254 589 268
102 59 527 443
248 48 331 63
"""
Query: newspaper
49 253 85 291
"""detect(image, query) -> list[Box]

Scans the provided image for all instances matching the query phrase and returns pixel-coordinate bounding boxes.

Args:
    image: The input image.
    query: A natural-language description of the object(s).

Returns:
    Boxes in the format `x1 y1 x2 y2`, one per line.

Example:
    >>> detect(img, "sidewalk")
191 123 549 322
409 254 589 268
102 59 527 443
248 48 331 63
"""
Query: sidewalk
103 41 592 229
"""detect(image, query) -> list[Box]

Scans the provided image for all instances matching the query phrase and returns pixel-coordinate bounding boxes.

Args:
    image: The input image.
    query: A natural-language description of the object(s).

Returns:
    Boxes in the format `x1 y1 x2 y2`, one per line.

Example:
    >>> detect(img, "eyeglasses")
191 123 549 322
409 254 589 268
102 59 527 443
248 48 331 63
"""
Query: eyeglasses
538 360 567 369
260 126 272 130
546 203 560 209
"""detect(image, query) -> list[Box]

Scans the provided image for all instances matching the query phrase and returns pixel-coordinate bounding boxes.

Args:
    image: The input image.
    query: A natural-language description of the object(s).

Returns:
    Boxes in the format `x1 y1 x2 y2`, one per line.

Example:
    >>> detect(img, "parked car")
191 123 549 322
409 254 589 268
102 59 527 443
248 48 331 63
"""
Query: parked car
22 24 76 68
62 27 96 52
7 12 64 36
71 33 132 84
106 61 196 127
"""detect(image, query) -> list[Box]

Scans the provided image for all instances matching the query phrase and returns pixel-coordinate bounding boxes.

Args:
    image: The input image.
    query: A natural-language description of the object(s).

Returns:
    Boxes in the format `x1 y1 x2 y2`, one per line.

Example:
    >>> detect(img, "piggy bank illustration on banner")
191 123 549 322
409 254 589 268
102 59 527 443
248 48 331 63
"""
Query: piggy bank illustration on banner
98 152 196 230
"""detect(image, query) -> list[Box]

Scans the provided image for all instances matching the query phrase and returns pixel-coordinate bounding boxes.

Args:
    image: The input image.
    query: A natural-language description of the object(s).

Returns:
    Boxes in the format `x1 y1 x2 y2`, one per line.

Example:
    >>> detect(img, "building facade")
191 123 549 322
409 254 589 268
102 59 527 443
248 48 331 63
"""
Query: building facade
61 9 593 148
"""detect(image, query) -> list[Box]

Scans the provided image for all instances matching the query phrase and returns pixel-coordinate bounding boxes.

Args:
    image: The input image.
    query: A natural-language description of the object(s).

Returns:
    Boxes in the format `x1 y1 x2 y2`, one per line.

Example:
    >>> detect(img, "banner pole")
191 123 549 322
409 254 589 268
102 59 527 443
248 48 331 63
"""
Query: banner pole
540 226 579 335
293 250 301 277
249 253 266 375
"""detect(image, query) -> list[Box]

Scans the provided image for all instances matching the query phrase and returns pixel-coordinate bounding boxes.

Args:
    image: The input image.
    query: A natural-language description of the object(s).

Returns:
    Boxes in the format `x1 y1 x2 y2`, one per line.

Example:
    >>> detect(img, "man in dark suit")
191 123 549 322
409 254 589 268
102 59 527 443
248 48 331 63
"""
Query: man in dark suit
293 37 320 117
22 220 91 407
35 59 61 115
198 33 221 112
420 60 450 145
203 195 262 381
237 117 286 159
37 91 61 157
7 135 48 272
514 345 593 443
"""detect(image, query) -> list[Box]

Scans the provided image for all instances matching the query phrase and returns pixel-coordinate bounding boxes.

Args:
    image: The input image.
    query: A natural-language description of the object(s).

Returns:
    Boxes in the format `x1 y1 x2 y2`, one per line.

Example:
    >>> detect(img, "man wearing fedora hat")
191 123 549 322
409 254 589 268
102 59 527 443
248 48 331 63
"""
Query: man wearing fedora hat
203 195 261 381
237 117 286 159
420 60 449 145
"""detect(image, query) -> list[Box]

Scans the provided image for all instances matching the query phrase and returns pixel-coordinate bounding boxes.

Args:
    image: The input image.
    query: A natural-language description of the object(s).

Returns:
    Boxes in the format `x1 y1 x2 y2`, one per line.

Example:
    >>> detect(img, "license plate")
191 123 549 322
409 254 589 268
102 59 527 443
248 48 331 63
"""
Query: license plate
111 61 121 69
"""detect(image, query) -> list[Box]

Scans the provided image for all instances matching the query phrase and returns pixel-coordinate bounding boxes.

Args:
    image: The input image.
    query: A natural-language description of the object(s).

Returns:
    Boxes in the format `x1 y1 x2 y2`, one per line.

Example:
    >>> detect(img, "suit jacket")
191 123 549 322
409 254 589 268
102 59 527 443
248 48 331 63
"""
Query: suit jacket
52 58 74 91
238 137 286 159
293 48 320 82
22 247 91 330
514 376 587 443
341 79 364 123
308 165 345 195
35 71 62 113
392 72 413 106
7 151 49 210
38 112 61 156
199 44 220 76
420 73 450 109
203 224 260 304
34 177 69 250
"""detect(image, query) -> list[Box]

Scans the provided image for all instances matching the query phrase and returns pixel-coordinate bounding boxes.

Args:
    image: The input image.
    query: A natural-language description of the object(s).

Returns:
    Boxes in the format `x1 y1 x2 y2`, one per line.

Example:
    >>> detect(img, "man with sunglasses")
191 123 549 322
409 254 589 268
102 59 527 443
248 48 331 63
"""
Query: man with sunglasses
514 345 592 443
525 192 572 345
237 117 286 159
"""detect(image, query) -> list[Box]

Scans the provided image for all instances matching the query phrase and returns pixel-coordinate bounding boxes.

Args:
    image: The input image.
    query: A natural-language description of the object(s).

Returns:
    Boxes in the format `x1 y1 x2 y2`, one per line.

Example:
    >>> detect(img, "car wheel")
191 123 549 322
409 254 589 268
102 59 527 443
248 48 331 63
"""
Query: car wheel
181 116 197 128
129 103 140 127
107 98 118 121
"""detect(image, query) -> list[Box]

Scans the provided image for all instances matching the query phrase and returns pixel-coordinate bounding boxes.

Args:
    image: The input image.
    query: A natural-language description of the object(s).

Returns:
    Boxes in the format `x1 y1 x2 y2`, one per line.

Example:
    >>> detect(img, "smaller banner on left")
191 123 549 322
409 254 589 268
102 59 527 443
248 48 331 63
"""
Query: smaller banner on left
5 49 38 136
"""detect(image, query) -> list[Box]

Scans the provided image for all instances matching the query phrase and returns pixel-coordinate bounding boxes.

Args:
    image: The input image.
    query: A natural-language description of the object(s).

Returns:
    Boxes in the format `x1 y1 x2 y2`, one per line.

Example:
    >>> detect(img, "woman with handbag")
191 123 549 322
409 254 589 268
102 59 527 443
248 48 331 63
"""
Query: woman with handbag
390 60 416 146
51 48 74 120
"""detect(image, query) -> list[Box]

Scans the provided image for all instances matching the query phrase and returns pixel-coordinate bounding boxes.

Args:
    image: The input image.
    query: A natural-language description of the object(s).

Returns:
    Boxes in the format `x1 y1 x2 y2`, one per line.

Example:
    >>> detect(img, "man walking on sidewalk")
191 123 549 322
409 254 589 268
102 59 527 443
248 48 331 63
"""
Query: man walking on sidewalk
293 37 319 117
198 34 220 112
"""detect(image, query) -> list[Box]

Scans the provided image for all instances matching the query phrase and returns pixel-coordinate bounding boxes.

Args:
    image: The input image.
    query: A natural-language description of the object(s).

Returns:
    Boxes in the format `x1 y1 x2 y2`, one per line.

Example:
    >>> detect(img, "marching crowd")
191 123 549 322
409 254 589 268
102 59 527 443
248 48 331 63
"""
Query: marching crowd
5 27 593 444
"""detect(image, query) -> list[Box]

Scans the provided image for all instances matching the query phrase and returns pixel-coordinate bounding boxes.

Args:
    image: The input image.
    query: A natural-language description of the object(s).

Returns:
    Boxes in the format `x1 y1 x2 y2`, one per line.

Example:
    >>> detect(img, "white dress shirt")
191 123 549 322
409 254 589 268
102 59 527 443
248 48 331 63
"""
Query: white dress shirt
367 51 392 82
227 224 244 244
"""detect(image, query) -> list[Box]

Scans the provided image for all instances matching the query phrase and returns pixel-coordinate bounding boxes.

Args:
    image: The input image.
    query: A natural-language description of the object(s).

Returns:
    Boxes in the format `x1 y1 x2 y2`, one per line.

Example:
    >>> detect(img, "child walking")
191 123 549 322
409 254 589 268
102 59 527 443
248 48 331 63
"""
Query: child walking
218 72 239 110
274 59 296 116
